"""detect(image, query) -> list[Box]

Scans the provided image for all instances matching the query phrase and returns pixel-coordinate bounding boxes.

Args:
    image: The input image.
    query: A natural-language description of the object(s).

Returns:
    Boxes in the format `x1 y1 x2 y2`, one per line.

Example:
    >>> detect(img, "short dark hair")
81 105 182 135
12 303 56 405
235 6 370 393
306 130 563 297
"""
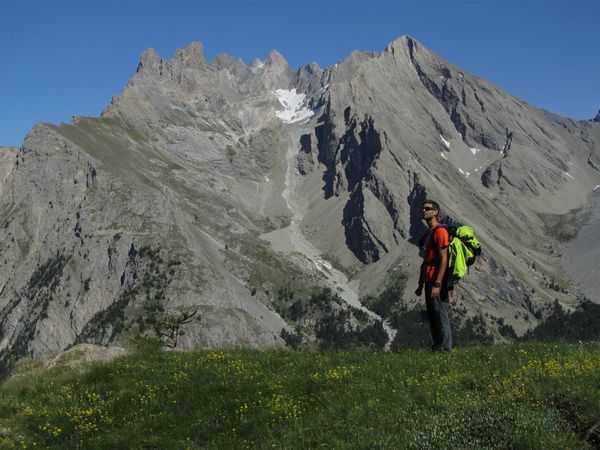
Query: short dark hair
423 199 441 214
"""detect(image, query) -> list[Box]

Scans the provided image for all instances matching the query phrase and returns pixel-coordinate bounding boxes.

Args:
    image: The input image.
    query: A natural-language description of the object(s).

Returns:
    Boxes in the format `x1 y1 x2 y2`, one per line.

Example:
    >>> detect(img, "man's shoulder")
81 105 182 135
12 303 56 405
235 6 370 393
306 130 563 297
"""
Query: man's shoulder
432 225 449 236
433 225 450 245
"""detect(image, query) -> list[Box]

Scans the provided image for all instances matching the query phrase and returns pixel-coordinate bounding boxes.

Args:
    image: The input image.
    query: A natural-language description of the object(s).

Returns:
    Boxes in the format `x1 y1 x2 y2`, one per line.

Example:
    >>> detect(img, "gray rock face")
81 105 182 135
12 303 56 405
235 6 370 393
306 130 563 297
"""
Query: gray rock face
0 147 17 197
1 36 599 373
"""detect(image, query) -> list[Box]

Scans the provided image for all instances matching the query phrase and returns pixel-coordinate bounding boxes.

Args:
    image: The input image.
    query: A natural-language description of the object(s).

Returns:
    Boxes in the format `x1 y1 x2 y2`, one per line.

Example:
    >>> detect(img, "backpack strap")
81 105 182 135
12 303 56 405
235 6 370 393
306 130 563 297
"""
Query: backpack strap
422 225 446 267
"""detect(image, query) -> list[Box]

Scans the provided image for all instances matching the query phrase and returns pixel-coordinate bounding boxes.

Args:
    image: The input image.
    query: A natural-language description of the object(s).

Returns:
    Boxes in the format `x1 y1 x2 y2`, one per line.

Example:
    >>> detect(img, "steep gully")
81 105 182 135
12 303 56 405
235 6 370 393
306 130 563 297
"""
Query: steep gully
260 126 397 348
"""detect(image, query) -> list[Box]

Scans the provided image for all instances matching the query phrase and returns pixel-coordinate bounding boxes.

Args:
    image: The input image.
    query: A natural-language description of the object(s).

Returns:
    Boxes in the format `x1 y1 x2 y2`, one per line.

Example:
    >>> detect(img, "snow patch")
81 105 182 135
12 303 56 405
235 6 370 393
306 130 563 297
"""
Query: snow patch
440 135 451 149
595 185 600 191
440 152 448 160
470 147 480 156
458 168 471 177
273 89 314 124
564 172 574 180
314 259 333 274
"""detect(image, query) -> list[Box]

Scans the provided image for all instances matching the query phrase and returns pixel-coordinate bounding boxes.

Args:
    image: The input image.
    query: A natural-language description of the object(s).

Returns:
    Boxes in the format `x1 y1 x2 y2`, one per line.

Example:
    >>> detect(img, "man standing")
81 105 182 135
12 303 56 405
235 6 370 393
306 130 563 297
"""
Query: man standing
415 200 452 351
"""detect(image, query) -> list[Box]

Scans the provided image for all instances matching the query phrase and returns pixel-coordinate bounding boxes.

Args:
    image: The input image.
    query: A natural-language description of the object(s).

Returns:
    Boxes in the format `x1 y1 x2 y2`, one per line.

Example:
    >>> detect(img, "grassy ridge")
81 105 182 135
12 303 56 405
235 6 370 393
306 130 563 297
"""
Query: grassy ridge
0 342 598 449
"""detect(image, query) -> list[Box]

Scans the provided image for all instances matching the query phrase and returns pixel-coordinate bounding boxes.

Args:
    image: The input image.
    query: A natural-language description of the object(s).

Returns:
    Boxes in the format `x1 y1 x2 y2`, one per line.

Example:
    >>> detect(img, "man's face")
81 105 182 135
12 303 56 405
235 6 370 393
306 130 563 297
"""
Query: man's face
422 203 438 220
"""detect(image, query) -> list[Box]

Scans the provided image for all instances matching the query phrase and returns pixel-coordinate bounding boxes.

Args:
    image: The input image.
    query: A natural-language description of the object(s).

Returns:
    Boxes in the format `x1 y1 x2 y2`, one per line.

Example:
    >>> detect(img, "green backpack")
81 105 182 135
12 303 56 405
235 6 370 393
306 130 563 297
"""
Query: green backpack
446 225 481 290
424 223 482 290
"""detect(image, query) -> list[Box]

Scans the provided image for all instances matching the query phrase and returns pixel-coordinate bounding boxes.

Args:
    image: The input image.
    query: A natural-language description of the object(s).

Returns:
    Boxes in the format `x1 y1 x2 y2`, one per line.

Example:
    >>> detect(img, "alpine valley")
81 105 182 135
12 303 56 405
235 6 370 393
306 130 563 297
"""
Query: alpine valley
1 36 599 374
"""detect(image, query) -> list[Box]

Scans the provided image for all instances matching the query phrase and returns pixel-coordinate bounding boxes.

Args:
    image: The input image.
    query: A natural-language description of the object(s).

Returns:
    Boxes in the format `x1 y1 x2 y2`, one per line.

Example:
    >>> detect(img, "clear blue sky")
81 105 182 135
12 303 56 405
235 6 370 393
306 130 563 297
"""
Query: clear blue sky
1 0 599 147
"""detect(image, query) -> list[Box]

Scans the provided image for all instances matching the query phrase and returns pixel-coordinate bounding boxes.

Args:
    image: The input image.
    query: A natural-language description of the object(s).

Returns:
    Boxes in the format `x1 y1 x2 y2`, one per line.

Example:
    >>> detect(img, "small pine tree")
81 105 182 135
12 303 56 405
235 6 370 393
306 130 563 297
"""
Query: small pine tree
154 308 199 349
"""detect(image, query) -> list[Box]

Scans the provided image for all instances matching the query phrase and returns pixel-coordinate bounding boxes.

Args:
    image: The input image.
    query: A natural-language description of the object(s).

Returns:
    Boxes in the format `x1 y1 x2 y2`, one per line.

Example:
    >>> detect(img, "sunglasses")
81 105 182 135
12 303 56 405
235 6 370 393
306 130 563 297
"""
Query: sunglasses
422 207 436 211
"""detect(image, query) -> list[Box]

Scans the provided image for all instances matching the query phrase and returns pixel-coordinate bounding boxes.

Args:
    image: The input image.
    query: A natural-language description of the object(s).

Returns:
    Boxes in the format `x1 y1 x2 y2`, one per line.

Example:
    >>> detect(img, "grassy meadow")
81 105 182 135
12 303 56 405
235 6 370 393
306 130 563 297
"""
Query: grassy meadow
0 341 598 449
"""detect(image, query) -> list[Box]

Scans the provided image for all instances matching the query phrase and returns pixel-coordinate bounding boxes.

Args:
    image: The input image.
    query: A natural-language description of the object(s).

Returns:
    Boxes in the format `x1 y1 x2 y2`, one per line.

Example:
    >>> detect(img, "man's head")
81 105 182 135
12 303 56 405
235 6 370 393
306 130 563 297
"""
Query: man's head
422 199 441 222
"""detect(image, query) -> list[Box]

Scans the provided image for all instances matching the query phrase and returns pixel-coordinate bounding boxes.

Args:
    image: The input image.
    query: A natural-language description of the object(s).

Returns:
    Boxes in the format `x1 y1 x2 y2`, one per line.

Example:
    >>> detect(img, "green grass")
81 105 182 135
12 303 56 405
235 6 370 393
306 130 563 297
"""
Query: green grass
0 342 598 449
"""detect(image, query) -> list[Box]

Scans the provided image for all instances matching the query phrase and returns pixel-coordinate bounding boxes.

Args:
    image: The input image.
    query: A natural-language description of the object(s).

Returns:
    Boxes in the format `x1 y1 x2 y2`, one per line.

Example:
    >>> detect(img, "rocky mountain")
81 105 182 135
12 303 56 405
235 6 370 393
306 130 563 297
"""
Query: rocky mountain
1 36 598 374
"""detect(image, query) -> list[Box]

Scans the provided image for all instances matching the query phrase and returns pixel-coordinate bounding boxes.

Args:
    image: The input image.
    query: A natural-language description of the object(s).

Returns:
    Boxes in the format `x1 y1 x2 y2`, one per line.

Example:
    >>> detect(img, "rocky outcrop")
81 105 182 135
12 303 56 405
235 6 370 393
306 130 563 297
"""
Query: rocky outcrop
313 102 404 263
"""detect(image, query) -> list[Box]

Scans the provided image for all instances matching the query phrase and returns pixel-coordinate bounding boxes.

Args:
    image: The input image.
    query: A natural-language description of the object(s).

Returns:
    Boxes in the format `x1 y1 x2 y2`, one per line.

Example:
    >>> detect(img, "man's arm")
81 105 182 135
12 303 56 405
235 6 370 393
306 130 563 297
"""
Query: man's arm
415 262 425 296
431 246 448 299
435 246 448 285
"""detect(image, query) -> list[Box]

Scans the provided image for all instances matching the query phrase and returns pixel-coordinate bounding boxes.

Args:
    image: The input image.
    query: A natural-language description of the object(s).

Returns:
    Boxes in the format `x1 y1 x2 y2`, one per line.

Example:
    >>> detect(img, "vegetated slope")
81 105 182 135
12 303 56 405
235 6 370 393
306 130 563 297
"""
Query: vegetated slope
0 37 598 374
0 342 598 449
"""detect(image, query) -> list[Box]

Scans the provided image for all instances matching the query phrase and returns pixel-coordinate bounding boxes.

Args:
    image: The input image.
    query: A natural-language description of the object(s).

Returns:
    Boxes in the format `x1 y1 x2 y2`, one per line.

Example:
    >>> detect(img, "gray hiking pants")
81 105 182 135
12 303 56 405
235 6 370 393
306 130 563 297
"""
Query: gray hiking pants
425 282 452 351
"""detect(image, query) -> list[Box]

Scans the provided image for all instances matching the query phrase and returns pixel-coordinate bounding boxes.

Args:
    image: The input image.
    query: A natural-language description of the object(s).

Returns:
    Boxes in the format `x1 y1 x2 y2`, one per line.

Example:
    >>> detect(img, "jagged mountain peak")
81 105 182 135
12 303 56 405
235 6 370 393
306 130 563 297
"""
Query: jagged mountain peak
384 35 428 58
211 52 243 68
301 61 323 73
173 41 206 67
385 34 415 48
137 47 162 75
135 41 206 78
264 49 289 67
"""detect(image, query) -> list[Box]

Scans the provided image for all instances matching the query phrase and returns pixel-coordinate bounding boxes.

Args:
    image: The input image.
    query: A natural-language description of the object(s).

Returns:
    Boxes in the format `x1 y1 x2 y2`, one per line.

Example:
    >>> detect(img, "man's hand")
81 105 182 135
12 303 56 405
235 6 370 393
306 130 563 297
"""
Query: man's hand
415 284 423 297
431 286 441 299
